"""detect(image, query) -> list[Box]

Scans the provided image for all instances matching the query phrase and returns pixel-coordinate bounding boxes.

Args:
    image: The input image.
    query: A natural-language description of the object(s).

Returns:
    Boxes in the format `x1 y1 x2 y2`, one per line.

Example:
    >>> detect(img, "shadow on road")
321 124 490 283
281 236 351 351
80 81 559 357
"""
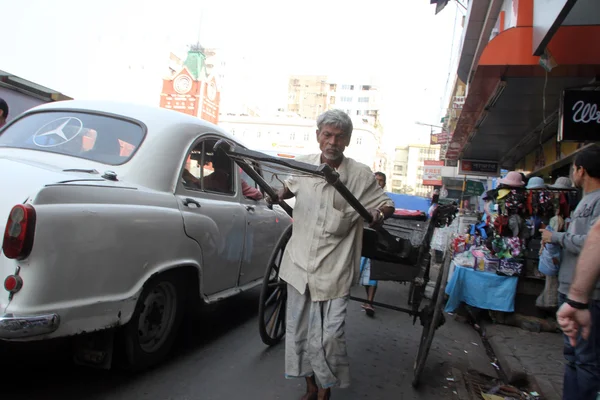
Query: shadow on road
0 288 262 398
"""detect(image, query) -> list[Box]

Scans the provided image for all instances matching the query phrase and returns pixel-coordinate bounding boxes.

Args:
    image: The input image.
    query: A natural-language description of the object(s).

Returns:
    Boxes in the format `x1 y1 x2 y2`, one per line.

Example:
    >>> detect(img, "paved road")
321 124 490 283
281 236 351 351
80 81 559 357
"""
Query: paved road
1 282 489 400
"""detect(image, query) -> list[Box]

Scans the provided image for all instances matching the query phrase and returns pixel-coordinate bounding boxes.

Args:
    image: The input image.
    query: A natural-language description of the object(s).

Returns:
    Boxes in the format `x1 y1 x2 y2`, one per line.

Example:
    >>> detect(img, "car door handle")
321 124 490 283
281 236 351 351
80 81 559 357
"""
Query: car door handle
245 205 255 212
182 198 201 208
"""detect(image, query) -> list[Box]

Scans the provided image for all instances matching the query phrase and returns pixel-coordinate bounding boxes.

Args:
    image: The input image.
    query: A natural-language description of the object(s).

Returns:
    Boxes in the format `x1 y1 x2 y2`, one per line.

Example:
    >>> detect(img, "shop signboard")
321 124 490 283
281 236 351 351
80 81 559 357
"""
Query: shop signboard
452 96 465 109
423 160 444 186
445 159 458 167
558 89 600 142
458 159 500 177
430 131 450 145
464 180 485 196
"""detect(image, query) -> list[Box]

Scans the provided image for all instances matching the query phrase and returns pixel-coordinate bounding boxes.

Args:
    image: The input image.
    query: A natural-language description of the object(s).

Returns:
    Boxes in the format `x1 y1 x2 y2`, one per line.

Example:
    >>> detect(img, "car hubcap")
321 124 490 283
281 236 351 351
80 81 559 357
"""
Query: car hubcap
138 281 177 353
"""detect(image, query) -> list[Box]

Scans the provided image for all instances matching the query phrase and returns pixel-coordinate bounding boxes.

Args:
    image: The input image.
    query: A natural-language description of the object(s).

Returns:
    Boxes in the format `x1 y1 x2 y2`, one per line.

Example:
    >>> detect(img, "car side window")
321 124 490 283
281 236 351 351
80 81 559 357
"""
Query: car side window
182 138 235 196
238 162 265 201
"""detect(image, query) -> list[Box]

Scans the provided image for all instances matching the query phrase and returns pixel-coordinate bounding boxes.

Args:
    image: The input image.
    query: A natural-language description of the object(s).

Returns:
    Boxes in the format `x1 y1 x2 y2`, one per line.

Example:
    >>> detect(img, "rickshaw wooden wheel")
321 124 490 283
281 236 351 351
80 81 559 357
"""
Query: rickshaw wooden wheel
258 225 292 346
411 245 451 388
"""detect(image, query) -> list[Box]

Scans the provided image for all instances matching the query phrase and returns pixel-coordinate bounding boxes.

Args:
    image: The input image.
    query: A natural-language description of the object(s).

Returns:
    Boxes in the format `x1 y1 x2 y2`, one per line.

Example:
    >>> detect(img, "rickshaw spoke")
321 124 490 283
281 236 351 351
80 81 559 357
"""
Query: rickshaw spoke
267 280 285 289
268 298 283 335
265 286 281 307
265 290 282 325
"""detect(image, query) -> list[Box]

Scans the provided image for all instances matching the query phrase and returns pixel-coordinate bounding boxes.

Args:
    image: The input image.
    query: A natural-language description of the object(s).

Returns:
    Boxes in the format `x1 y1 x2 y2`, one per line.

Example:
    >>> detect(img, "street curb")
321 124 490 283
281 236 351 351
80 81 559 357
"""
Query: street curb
452 368 472 400
487 336 528 385
531 375 562 400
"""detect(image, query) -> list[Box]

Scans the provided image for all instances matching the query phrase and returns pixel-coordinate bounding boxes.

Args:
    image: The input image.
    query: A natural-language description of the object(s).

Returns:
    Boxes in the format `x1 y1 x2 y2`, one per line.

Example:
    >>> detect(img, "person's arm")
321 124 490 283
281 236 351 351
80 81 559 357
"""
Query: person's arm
241 180 263 200
568 218 600 303
556 217 600 345
545 203 600 254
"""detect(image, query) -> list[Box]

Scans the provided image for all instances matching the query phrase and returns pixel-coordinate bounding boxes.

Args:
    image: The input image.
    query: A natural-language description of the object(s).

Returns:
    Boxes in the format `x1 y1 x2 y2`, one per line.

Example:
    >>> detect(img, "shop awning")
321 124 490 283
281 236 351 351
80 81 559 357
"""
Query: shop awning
0 70 71 102
446 25 600 168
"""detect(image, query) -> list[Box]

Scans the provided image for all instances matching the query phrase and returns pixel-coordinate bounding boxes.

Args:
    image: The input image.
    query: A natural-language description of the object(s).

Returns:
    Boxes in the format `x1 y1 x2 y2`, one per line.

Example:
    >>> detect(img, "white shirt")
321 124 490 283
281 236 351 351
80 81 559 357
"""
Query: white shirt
280 154 394 301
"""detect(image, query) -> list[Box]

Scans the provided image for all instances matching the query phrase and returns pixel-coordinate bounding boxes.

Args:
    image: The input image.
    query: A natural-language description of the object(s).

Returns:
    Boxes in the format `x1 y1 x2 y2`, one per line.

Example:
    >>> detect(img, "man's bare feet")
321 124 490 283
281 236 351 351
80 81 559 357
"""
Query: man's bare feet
318 388 331 400
300 376 318 400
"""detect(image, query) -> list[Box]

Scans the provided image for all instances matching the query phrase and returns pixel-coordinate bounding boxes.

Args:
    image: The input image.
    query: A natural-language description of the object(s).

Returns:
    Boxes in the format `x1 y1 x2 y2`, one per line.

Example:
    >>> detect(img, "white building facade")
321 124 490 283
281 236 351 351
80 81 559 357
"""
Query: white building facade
218 115 382 173
391 144 440 197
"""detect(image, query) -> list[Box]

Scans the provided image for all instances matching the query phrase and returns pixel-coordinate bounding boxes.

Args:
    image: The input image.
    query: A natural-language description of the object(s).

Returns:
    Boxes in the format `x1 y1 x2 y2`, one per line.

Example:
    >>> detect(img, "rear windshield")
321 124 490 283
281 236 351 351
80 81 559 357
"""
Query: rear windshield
0 111 145 165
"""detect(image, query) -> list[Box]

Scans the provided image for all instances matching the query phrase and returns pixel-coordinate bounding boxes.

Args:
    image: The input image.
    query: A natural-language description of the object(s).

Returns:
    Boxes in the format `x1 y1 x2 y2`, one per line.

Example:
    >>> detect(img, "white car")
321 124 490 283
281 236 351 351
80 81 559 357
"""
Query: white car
0 100 292 369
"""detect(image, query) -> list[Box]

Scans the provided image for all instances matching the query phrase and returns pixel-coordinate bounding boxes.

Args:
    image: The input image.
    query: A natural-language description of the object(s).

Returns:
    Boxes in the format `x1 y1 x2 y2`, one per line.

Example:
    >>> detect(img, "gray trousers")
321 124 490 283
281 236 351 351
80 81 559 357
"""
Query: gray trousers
284 284 351 389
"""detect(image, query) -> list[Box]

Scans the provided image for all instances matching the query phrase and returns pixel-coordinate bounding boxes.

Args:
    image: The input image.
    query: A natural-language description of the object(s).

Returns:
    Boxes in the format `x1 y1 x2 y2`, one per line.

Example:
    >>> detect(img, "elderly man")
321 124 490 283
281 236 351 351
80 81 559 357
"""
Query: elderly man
269 109 395 400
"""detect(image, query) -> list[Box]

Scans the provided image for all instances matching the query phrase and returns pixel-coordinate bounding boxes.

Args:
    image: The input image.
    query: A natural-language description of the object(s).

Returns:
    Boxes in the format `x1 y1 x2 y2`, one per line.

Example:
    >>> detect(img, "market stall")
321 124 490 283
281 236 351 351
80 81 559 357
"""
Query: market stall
444 172 580 317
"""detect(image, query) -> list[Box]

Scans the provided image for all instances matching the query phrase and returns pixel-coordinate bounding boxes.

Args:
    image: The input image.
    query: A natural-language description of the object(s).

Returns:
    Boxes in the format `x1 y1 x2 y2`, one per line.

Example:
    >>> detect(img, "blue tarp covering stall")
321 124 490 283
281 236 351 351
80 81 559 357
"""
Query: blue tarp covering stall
385 192 431 213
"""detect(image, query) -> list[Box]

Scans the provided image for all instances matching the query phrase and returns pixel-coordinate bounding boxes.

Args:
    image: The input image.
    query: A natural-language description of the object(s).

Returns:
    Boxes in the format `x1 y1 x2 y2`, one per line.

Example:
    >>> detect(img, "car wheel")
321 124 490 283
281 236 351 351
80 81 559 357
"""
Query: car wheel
120 271 185 371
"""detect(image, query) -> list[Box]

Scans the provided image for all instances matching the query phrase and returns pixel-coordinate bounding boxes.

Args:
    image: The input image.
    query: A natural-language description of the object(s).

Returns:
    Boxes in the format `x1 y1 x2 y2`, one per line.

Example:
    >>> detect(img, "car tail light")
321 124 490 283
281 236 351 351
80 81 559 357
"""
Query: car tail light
2 204 36 260
4 275 23 293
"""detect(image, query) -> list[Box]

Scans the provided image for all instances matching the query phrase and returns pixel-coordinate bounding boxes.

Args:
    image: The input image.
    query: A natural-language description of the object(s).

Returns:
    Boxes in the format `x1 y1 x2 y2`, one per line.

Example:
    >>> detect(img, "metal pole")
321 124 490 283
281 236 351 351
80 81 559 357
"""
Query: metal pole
459 175 467 210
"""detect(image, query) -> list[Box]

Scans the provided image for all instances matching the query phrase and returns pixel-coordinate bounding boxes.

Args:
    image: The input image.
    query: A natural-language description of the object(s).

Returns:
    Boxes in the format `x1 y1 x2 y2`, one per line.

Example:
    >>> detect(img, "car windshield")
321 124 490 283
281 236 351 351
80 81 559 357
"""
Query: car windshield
0 111 145 165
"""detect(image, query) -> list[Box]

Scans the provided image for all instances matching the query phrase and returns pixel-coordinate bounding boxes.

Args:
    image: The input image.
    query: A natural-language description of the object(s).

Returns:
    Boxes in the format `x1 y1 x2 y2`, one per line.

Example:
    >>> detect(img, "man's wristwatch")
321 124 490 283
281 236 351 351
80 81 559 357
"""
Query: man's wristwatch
566 297 589 310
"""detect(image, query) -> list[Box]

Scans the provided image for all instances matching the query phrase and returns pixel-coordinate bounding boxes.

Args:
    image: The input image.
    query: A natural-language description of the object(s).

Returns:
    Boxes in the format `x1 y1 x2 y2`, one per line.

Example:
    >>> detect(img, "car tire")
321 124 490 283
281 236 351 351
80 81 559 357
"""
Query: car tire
119 271 186 371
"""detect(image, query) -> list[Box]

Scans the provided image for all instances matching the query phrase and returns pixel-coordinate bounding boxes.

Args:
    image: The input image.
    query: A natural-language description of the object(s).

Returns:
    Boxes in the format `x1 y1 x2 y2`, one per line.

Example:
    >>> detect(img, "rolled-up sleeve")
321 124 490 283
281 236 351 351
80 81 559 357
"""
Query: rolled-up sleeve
285 175 300 195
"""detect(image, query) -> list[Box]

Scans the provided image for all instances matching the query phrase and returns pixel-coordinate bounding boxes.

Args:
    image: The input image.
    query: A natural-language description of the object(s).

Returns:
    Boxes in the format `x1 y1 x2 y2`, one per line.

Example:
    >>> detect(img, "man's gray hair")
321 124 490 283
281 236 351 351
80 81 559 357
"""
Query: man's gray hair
316 109 353 137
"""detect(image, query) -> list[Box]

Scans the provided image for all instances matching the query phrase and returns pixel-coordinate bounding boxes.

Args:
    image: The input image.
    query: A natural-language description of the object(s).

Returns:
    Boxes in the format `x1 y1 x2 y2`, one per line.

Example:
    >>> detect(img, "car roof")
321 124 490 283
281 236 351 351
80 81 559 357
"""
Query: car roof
28 99 236 142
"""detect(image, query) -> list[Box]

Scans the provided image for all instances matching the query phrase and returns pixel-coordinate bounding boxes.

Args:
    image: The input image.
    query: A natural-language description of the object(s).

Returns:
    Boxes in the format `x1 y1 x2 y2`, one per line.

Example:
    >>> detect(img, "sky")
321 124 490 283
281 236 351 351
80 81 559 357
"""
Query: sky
1 0 464 148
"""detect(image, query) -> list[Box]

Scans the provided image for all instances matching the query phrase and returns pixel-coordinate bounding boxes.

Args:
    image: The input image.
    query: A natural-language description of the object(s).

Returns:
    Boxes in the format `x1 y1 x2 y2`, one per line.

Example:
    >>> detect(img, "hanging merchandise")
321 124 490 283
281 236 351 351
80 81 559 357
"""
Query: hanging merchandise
504 189 527 213
538 190 554 217
493 215 511 236
525 176 547 190
497 171 526 188
506 237 523 257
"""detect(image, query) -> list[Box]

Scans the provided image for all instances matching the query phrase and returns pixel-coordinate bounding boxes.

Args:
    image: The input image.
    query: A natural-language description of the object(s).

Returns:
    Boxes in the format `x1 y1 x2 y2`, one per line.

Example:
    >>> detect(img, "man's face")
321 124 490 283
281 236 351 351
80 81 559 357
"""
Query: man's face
0 114 5 129
572 164 584 188
375 175 385 189
317 125 350 161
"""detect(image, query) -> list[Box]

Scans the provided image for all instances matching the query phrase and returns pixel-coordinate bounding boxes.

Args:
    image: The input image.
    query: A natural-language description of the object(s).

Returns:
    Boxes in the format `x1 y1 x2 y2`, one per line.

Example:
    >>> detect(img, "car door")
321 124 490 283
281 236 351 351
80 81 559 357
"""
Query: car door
175 136 247 295
236 163 282 286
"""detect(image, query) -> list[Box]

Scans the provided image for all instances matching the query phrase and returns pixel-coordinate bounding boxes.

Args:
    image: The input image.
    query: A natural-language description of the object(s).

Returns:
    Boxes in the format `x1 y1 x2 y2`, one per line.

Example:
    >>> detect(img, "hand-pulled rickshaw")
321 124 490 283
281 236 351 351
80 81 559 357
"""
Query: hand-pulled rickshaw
214 140 458 388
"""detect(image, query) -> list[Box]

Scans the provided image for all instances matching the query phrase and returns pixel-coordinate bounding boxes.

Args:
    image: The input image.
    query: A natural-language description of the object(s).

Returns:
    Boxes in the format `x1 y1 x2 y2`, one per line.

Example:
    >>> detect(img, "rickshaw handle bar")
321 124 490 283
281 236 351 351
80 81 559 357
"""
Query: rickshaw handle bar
214 139 373 223
213 140 294 217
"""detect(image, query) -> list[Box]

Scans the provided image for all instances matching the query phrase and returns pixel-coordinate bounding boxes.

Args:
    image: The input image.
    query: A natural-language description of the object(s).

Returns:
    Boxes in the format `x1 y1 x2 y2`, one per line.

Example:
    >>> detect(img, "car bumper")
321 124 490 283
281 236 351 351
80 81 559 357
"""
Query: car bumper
0 313 60 339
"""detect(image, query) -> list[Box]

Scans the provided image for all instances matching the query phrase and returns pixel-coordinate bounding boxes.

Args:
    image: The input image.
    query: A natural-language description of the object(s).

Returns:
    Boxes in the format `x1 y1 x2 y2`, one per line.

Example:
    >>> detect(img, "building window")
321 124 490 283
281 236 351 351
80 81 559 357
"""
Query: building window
304 133 310 141
392 179 402 187
356 137 362 145
330 84 337 91
340 96 353 102
358 97 369 103
361 85 371 90
341 85 354 90
290 132 296 140
394 165 403 173
257 131 262 138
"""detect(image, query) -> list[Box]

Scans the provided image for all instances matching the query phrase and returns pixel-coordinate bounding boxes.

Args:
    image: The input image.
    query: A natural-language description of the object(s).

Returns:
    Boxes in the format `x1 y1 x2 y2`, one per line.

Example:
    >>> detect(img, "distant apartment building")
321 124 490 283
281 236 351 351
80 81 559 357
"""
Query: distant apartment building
286 75 380 127
287 75 329 121
392 144 440 197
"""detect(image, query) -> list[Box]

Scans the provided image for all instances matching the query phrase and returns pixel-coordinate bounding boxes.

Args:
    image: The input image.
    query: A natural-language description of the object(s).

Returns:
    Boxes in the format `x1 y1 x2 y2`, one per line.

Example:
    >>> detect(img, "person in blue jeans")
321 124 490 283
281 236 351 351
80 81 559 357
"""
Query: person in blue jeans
558 217 600 400
540 146 600 400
